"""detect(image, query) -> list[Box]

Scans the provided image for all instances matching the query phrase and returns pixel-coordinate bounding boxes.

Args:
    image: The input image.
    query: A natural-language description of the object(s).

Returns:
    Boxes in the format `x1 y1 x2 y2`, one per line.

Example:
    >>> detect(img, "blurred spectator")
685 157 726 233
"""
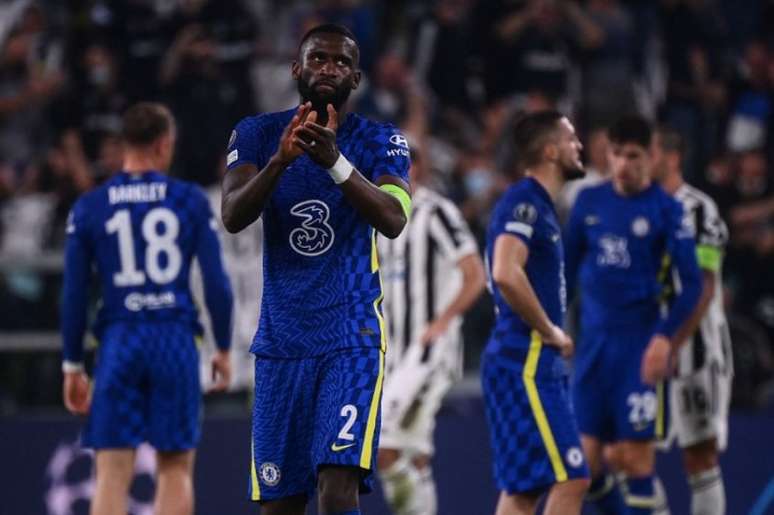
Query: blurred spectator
0 3 65 168
578 0 638 129
725 39 774 153
659 0 729 181
56 42 127 162
160 0 258 186
410 0 477 111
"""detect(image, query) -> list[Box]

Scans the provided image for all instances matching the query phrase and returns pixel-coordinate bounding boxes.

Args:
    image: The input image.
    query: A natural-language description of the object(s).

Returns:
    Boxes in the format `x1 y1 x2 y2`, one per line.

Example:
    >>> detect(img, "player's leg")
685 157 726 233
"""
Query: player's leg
146 324 202 515
317 465 362 514
494 491 540 515
543 478 591 515
482 342 587 515
154 450 195 515
249 355 317 508
91 449 136 515
614 439 658 515
573 347 625 515
313 347 387 515
378 344 450 515
82 325 147 515
671 356 730 515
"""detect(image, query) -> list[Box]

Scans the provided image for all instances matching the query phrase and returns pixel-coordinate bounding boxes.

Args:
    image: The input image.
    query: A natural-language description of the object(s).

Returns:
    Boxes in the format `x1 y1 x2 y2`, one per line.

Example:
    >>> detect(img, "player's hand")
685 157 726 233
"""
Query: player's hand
208 349 231 393
292 103 340 168
641 334 672 385
274 102 313 166
63 372 91 415
420 315 451 346
541 324 574 358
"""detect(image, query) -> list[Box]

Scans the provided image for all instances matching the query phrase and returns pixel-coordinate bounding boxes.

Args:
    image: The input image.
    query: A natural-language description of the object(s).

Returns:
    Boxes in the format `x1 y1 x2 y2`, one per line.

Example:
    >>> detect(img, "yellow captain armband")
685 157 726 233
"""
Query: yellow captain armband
696 244 722 272
379 184 412 219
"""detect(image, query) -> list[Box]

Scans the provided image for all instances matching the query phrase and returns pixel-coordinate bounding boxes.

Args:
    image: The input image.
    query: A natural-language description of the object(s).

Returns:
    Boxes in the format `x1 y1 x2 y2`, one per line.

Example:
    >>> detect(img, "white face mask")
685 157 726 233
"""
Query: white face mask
464 168 493 195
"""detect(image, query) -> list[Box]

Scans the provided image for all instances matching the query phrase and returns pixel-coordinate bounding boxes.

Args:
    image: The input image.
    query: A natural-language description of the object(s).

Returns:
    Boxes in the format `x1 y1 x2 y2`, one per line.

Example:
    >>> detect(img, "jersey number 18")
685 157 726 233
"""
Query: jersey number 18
106 207 182 286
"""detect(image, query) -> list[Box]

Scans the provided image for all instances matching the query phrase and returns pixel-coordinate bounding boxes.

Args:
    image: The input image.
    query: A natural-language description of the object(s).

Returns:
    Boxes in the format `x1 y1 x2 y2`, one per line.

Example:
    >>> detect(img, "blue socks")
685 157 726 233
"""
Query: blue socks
624 475 656 515
328 511 360 515
587 472 626 514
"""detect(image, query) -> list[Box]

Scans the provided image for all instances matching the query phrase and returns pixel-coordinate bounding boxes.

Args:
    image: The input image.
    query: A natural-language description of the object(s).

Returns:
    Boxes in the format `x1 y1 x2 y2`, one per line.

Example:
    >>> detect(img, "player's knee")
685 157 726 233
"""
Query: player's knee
377 448 402 471
618 442 654 476
157 450 195 477
318 466 360 511
682 439 718 474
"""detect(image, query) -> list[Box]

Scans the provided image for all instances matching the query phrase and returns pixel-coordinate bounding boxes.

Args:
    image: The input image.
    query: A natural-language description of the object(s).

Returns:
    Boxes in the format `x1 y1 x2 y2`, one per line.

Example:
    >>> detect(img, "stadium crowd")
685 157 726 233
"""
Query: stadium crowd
1 0 773 412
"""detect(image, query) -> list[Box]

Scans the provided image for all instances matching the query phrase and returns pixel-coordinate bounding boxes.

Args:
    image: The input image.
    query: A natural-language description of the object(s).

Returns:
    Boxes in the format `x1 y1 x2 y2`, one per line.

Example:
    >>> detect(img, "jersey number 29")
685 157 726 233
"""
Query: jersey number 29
106 208 182 286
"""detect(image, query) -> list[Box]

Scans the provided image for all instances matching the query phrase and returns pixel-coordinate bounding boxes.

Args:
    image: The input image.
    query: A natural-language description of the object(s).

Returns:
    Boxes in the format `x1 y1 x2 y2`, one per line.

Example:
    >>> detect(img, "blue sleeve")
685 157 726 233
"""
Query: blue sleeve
358 123 410 182
193 189 234 350
61 199 92 364
491 191 541 251
563 191 587 303
226 116 263 171
657 199 701 338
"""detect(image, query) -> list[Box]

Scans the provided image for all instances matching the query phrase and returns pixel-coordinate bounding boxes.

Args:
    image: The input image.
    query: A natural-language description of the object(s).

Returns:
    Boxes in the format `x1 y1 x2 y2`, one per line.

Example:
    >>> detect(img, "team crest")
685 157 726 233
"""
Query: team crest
631 216 650 237
260 462 281 486
513 203 538 224
566 447 584 468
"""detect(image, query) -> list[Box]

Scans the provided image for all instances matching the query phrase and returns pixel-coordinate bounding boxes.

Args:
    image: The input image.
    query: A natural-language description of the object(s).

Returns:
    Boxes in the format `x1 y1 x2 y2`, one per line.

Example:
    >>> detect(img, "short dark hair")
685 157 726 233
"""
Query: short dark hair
298 24 359 60
608 115 652 148
121 102 175 146
655 125 686 156
513 110 565 167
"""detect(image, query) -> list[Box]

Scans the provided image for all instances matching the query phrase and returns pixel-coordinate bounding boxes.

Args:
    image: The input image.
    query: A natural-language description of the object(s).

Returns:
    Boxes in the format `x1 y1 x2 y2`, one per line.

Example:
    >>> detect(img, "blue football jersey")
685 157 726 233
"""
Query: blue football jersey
485 178 566 360
226 109 410 358
564 181 701 338
61 171 233 363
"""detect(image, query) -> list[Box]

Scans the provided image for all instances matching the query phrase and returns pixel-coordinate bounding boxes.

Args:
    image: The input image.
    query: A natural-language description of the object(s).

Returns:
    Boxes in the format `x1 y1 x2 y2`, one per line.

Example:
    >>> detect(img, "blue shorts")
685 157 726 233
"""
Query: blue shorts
573 326 666 442
481 335 588 494
82 322 201 451
249 346 384 502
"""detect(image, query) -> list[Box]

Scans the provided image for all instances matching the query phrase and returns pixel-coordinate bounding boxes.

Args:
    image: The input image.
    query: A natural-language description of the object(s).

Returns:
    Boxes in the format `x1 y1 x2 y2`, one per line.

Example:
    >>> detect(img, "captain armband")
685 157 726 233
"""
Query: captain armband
379 184 412 219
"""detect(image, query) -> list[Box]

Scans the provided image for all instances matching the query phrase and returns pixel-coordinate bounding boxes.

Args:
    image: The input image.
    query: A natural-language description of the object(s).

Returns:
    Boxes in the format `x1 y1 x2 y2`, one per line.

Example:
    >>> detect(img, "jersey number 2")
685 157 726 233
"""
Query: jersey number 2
106 208 182 286
338 404 358 441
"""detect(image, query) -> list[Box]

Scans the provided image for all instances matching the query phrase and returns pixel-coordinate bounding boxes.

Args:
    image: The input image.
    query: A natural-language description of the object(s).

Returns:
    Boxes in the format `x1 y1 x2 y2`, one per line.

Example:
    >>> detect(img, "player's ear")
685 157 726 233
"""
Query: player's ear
291 60 300 80
544 142 559 162
350 70 362 90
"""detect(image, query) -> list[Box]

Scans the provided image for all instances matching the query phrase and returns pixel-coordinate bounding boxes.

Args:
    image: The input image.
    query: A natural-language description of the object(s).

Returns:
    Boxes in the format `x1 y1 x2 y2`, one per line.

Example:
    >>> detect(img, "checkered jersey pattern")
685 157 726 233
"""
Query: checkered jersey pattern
66 170 227 339
82 322 200 451
227 110 409 358
250 347 383 501
481 357 587 494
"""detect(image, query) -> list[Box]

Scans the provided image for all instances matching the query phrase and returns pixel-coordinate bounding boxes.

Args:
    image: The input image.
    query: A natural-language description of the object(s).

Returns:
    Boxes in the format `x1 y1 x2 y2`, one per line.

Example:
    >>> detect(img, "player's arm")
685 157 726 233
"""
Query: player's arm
491 234 572 356
668 205 726 347
657 205 702 340
421 253 486 345
221 104 313 233
421 203 485 344
643 203 702 384
195 193 235 391
293 104 410 239
60 204 93 415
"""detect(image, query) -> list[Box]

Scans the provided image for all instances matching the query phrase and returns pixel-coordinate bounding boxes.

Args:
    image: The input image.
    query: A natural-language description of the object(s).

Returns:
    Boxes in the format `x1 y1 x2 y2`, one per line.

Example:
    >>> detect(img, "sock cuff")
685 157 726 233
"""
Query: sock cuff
587 473 616 500
625 476 656 509
689 466 722 490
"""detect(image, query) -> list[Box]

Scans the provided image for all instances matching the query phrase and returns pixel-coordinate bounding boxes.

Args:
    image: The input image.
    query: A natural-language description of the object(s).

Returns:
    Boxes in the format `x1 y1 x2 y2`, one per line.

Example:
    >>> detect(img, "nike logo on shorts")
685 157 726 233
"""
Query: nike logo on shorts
331 442 356 452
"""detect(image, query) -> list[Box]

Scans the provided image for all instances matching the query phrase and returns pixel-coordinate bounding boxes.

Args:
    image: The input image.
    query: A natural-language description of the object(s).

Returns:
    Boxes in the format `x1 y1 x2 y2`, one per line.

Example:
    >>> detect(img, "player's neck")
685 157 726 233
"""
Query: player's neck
123 152 164 175
526 166 563 202
661 170 684 195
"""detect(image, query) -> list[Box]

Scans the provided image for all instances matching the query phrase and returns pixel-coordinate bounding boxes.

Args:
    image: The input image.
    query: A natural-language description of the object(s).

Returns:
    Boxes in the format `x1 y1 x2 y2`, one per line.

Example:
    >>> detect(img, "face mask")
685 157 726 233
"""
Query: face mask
464 168 493 196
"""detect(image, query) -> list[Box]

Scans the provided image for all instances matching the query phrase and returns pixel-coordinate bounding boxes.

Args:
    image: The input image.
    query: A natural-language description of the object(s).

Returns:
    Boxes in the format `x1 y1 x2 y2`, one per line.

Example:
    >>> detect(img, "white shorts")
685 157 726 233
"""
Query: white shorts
380 339 457 456
666 357 732 451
